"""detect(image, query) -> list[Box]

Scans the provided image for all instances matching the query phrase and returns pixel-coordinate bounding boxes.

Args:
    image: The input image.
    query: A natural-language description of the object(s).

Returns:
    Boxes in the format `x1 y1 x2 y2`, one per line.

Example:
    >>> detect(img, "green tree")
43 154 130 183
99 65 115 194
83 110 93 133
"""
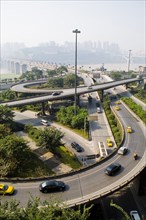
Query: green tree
0 124 12 139
0 134 31 176
38 127 64 150
110 200 131 220
0 105 14 124
0 197 91 220
47 69 57 77
47 77 64 88
2 89 17 100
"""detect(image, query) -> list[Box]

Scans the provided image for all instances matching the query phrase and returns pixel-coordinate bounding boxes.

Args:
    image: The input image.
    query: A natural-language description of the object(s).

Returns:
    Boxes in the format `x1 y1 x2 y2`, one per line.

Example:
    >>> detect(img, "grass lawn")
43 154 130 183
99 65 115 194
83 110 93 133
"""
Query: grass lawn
0 73 22 80
53 146 81 170
12 152 54 178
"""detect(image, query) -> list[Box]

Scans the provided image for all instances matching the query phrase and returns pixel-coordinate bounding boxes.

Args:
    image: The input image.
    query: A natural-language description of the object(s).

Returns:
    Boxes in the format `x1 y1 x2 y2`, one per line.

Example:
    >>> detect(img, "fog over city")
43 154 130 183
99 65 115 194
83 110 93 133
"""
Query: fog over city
1 1 145 71
1 1 145 53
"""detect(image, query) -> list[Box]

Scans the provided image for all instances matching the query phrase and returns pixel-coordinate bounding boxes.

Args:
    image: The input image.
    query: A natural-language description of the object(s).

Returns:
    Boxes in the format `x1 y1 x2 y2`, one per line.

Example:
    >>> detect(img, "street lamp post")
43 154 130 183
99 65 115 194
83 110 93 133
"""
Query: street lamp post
128 49 132 72
72 29 81 115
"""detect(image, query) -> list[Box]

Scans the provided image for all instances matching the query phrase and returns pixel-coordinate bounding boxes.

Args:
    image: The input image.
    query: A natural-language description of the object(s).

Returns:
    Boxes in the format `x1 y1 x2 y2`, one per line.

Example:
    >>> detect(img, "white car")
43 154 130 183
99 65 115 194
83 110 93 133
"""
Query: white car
97 107 102 113
130 210 141 220
118 147 128 155
87 86 92 89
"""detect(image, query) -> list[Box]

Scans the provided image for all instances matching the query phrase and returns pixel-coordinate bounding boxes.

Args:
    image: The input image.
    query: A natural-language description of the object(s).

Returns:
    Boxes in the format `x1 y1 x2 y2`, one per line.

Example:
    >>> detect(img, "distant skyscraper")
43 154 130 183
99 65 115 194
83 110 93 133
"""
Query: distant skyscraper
11 61 15 73
21 64 27 74
15 62 20 74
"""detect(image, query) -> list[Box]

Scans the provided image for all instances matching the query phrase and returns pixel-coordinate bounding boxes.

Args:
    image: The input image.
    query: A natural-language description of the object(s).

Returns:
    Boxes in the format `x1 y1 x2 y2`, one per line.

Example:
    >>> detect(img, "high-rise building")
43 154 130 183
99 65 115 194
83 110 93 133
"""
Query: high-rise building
21 64 27 74
15 62 20 74
11 61 15 73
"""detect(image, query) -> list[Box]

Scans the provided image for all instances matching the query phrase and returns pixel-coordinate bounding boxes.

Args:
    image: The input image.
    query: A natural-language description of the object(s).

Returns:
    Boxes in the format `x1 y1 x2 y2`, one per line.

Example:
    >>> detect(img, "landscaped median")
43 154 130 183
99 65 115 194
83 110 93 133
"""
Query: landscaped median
121 97 146 125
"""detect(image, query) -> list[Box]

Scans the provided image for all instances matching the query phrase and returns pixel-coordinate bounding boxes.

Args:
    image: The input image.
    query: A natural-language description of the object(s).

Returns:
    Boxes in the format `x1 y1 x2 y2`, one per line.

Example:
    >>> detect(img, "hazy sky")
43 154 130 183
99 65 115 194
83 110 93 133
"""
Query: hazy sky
1 0 145 54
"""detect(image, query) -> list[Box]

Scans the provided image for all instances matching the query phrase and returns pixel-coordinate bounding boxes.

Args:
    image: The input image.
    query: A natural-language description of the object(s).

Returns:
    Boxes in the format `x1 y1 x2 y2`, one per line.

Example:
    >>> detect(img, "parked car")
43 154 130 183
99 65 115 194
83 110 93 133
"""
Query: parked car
118 147 128 155
39 180 66 193
104 163 121 176
87 86 92 89
127 126 132 133
130 210 141 220
71 142 83 152
0 184 15 195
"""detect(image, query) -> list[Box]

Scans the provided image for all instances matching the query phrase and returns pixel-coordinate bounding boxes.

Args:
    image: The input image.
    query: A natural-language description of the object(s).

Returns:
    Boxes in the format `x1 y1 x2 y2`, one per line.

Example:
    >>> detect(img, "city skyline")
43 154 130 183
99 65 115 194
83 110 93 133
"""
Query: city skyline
1 1 145 55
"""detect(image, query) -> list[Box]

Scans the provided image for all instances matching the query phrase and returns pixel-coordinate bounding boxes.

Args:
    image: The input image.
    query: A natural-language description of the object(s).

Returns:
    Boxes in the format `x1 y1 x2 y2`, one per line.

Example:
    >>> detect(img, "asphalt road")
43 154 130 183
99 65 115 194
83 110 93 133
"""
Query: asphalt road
1 103 146 208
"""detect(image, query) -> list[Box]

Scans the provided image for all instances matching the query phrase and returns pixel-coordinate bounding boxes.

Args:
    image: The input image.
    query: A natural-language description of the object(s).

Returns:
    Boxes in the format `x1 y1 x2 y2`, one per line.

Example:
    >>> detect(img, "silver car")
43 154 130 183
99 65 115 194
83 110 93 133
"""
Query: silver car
118 147 128 155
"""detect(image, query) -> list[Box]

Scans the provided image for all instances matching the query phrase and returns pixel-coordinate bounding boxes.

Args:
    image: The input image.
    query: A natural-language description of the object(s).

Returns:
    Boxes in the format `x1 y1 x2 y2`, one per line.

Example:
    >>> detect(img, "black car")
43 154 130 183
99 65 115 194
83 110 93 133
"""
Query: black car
104 163 121 176
39 180 66 193
52 92 61 96
96 102 100 107
71 142 83 152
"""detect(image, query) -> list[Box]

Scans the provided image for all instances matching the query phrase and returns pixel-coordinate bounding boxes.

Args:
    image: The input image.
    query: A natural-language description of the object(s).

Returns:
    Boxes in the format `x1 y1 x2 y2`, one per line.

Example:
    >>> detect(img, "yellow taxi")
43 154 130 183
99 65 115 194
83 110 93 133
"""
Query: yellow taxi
0 184 14 195
114 105 120 111
107 138 113 147
126 126 132 133
116 100 121 105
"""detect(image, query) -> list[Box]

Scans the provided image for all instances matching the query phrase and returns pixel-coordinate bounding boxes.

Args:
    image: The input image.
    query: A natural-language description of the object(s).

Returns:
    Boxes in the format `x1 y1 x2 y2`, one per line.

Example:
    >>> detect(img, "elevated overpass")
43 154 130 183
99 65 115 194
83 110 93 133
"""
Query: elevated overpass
1 77 142 107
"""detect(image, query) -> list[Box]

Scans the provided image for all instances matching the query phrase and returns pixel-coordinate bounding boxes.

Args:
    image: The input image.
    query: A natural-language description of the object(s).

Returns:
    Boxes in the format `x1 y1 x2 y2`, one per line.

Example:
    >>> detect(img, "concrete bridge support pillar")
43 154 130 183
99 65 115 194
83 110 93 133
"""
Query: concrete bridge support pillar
41 102 46 115
125 84 128 90
100 90 104 102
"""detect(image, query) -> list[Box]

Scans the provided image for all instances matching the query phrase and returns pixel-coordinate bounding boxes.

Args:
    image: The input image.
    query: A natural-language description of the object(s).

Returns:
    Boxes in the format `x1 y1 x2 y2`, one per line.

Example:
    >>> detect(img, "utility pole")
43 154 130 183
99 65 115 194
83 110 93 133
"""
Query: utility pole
72 29 81 115
128 49 132 72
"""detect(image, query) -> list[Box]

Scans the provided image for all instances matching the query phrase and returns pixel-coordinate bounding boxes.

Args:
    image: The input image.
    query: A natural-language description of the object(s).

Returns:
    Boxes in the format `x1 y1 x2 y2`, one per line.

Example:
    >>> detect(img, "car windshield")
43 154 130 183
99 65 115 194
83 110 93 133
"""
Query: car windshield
3 185 8 190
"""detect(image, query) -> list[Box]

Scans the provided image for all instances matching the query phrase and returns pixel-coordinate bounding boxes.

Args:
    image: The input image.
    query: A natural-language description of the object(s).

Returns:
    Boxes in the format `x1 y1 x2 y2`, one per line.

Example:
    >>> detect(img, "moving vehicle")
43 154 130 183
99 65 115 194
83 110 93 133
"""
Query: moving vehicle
87 85 92 89
114 105 120 111
104 163 121 176
41 119 50 126
96 102 100 107
97 107 102 113
116 100 121 105
0 184 14 195
127 126 132 133
133 153 138 160
52 92 61 96
118 147 128 155
71 142 83 152
107 138 113 147
130 210 141 220
39 180 66 193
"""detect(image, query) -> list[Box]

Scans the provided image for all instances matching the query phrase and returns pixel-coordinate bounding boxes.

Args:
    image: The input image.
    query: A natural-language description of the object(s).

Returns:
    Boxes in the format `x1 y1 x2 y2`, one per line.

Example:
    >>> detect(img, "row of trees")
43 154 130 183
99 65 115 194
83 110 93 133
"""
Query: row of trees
57 106 88 129
0 106 50 177
102 96 122 146
122 97 146 124
25 125 63 151
110 70 137 80
20 66 68 81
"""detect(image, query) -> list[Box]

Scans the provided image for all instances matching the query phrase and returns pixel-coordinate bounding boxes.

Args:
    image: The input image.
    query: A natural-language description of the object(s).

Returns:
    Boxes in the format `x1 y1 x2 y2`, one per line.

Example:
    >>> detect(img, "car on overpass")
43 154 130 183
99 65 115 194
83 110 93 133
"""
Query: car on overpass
39 180 66 193
0 184 15 195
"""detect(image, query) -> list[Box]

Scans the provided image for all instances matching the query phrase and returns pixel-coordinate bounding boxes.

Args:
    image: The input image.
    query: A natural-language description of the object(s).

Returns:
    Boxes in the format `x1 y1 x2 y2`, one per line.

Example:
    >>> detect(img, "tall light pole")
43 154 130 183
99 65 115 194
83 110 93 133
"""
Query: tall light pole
128 49 132 72
72 29 81 115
